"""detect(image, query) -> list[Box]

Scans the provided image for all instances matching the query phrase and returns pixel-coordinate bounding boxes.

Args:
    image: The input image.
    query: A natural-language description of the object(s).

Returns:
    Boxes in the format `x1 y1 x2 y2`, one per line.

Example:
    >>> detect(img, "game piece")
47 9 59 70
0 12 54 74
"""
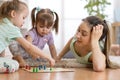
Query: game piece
22 66 74 73
24 65 31 70
25 65 28 69
43 65 46 70
50 67 53 71
35 67 38 72
33 67 35 72
38 65 42 70
5 67 9 73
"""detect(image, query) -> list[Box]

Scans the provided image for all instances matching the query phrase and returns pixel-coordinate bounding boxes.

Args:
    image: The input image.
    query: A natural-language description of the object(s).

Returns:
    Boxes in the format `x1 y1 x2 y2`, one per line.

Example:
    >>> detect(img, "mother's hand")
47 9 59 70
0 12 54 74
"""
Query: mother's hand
91 24 103 42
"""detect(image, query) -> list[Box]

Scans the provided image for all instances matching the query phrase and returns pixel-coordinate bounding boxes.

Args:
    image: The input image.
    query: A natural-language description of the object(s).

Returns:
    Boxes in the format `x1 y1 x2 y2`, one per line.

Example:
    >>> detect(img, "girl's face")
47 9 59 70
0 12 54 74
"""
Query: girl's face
36 22 53 36
11 6 28 28
75 22 91 46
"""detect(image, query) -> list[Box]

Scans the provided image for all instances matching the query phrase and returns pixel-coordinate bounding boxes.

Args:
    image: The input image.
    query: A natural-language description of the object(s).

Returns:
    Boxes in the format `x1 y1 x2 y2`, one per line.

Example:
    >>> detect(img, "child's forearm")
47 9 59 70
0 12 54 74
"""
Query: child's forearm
16 37 54 66
26 44 55 67
49 45 57 59
51 51 57 60
26 43 52 61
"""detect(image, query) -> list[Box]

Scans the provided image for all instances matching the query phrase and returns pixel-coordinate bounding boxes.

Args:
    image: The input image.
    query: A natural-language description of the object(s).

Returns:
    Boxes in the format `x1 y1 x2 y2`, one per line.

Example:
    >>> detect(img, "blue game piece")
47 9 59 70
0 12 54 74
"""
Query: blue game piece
43 65 46 70
38 65 42 70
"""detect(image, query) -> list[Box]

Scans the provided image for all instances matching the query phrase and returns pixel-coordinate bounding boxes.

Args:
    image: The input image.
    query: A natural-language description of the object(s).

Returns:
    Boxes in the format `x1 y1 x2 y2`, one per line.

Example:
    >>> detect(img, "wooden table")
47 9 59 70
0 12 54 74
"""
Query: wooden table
0 68 120 80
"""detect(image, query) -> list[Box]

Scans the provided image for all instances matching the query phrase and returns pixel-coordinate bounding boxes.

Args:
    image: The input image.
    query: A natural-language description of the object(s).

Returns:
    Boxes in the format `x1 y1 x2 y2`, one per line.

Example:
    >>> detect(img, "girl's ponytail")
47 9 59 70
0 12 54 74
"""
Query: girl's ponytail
52 11 59 34
31 8 36 29
106 22 120 68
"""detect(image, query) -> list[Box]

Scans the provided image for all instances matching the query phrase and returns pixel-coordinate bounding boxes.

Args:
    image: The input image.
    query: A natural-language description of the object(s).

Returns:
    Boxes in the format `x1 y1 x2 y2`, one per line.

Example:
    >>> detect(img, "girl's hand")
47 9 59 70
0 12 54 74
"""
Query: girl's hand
91 24 103 42
49 58 55 67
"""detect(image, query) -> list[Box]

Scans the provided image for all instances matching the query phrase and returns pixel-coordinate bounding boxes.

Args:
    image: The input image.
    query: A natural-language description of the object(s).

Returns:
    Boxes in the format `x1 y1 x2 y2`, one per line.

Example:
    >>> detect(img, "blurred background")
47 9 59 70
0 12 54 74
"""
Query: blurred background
0 0 120 57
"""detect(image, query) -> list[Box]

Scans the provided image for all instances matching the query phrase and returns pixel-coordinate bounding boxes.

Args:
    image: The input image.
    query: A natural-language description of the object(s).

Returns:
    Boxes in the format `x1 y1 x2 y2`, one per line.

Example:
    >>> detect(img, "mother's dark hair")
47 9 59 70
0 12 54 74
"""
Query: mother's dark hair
82 16 108 41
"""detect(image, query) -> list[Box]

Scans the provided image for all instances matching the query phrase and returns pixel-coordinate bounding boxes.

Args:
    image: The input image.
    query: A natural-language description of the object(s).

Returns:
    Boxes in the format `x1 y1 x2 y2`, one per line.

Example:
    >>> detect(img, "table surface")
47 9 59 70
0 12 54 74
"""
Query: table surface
0 68 120 80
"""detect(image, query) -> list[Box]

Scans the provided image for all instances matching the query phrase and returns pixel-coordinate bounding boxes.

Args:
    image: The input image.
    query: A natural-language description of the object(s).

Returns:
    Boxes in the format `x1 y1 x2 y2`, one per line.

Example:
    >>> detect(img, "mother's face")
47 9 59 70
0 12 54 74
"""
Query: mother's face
75 22 91 46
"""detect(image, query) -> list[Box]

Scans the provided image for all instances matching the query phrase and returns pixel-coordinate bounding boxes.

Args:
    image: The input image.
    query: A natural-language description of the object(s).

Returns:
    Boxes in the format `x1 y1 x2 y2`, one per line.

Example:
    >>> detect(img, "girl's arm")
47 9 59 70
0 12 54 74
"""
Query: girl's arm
49 44 57 60
26 34 57 59
91 25 106 72
56 38 72 61
16 37 55 67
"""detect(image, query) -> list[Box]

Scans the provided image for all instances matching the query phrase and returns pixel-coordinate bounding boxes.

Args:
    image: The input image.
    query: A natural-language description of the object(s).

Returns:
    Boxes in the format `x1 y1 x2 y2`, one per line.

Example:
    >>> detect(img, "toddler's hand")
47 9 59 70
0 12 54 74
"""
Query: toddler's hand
49 58 55 67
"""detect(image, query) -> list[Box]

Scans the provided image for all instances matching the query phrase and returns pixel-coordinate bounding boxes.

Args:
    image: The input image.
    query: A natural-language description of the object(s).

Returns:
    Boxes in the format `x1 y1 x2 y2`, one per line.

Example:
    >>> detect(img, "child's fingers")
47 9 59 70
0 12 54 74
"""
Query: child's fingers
49 58 55 67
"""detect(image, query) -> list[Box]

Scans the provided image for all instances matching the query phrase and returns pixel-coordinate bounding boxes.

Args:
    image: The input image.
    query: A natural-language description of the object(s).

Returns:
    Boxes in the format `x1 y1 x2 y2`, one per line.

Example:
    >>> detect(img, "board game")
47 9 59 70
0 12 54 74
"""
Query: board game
22 66 74 73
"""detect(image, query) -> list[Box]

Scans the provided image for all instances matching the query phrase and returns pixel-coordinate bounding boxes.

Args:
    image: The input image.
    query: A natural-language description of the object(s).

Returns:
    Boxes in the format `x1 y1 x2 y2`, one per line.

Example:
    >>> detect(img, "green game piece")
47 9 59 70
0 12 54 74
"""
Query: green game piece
36 67 38 72
50 67 53 71
33 68 35 72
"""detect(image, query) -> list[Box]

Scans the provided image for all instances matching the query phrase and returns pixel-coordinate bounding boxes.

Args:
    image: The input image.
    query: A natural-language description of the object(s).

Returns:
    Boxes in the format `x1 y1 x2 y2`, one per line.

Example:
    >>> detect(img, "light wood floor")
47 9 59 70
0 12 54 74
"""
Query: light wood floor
0 68 120 80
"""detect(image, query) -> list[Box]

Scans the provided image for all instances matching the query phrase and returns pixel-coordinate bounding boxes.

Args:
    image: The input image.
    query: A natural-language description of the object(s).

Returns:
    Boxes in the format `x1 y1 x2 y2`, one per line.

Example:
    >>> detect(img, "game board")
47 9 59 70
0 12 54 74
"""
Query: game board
22 67 74 73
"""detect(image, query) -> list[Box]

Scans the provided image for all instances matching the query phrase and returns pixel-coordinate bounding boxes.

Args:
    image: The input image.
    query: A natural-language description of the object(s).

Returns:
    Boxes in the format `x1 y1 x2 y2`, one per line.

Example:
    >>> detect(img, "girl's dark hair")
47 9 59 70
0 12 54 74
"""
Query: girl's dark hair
31 7 59 34
0 0 27 19
82 16 111 67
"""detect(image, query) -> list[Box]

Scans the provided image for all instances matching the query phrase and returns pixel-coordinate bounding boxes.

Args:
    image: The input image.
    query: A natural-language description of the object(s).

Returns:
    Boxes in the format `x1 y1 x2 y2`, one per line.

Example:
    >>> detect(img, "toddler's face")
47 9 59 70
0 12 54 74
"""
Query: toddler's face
75 22 91 46
36 23 52 36
12 7 29 28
